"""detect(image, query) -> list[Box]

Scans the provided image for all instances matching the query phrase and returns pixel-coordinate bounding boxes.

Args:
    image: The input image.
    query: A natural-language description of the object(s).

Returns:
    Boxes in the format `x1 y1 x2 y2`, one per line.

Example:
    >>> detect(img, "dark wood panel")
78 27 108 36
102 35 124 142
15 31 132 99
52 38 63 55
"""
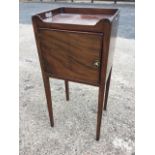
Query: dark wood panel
106 14 119 80
38 29 103 84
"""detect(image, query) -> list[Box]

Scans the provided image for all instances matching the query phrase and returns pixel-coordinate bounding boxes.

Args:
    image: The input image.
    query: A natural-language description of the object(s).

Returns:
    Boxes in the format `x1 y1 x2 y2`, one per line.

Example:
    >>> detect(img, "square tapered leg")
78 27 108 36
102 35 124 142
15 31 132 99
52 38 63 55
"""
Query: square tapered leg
65 80 69 101
96 84 106 140
104 68 112 111
42 73 54 127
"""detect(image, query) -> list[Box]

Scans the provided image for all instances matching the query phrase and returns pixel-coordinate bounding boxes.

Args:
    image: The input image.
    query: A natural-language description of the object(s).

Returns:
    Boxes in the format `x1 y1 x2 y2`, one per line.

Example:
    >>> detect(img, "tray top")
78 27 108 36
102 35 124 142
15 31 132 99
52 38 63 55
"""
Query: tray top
33 7 119 31
43 13 112 25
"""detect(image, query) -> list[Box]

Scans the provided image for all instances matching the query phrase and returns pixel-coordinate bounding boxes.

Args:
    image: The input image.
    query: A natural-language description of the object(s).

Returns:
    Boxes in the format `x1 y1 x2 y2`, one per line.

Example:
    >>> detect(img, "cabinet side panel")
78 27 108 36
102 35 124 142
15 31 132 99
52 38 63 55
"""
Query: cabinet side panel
106 15 119 80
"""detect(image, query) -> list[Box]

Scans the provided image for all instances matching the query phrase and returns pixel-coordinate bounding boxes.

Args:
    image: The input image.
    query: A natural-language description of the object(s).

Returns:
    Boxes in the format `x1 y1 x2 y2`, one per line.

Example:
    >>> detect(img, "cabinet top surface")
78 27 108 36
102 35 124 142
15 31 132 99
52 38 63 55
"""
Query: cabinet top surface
34 7 119 27
43 13 112 25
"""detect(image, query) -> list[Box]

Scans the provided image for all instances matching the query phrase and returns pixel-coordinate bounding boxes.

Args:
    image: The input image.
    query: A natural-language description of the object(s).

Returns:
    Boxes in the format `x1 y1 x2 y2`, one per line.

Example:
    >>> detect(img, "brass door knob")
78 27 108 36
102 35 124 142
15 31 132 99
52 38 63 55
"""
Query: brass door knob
93 60 100 68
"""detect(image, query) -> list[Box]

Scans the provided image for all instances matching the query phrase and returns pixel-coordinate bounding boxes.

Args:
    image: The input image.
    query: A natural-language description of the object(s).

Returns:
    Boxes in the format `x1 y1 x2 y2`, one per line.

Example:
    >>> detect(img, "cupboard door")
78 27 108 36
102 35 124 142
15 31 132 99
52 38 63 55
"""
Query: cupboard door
39 29 103 84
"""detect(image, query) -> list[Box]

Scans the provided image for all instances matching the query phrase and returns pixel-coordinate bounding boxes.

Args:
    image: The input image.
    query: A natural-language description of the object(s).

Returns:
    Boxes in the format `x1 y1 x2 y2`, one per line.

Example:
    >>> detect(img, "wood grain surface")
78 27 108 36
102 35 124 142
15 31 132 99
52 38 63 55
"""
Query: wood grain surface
39 29 103 84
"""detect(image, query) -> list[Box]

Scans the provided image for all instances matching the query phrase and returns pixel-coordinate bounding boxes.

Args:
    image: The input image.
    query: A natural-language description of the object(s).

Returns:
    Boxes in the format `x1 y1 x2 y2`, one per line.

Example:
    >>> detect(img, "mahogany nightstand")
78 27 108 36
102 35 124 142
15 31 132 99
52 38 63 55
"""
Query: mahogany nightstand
32 7 119 140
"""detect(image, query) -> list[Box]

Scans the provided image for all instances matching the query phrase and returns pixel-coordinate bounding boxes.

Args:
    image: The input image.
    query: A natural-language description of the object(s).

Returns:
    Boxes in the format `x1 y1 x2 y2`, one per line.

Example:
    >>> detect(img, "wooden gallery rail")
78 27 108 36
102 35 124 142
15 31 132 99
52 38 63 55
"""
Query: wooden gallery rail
40 0 135 4
32 7 119 140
